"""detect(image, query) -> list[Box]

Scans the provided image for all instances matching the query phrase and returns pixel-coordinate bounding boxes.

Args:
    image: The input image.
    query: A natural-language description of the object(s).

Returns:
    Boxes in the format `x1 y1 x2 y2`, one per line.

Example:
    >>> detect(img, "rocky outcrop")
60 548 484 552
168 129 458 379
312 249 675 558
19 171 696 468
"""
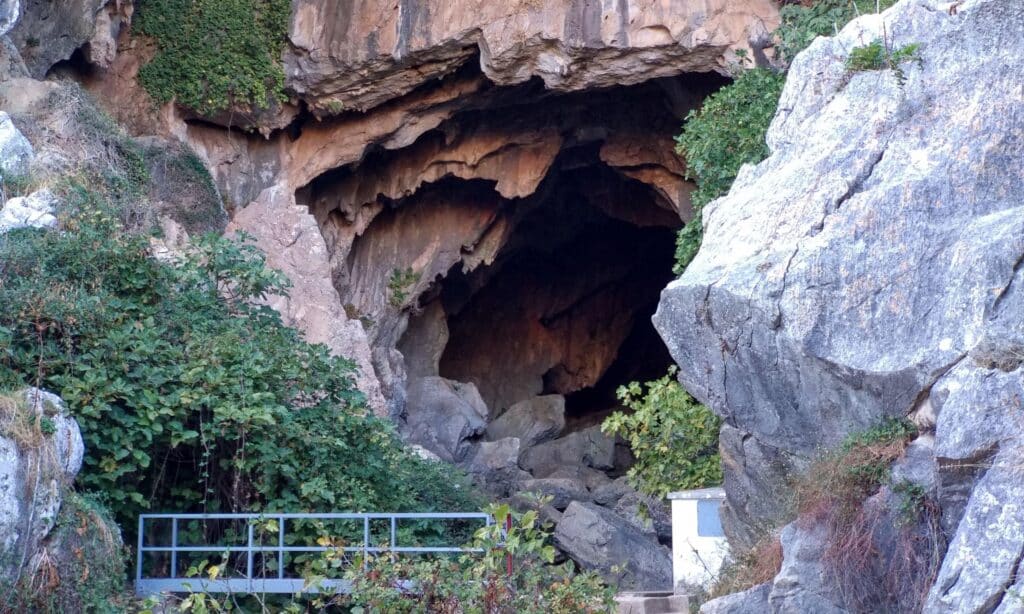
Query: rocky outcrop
655 0 1024 609
0 389 85 581
0 110 31 178
8 0 107 78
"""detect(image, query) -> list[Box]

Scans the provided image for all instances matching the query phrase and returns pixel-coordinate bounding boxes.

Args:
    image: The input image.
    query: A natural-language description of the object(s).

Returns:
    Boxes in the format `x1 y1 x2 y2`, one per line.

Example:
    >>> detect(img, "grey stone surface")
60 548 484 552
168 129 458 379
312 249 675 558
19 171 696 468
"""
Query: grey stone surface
486 394 565 448
613 489 672 544
519 425 617 477
699 583 770 614
402 376 487 462
592 476 634 507
460 437 529 498
0 188 58 233
518 477 589 510
768 523 847 614
8 0 105 78
925 358 1024 613
554 501 673 591
0 110 32 178
1 388 84 580
0 0 18 37
653 0 1024 587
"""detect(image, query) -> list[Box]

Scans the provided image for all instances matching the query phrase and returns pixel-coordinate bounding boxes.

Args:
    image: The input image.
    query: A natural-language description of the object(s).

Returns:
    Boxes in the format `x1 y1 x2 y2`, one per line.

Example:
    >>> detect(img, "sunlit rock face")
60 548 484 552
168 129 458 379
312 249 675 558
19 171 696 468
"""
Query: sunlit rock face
656 0 1024 610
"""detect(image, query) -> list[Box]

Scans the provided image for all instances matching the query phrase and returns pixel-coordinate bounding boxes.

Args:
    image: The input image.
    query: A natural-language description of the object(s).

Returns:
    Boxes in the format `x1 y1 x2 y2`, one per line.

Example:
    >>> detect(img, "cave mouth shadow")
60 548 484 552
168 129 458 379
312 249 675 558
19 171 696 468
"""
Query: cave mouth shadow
402 150 680 427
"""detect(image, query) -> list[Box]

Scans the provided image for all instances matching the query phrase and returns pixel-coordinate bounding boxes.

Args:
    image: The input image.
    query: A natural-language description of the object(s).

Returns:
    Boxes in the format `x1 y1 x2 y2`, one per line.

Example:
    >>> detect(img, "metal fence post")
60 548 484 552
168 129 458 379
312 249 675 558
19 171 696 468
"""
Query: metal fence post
278 515 285 580
363 516 370 569
136 516 144 588
390 516 397 563
170 518 178 578
246 521 255 587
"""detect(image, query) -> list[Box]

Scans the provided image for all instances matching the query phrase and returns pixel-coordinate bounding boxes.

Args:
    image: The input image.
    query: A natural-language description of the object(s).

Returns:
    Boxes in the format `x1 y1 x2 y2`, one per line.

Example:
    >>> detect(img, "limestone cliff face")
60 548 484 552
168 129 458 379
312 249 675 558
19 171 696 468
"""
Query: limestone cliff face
655 0 1024 610
58 0 779 422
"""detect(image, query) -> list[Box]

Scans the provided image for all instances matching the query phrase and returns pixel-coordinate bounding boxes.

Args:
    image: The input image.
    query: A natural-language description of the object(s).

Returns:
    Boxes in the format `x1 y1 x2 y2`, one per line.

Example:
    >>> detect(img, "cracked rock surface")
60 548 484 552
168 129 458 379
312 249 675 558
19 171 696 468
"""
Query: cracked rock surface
655 0 1024 608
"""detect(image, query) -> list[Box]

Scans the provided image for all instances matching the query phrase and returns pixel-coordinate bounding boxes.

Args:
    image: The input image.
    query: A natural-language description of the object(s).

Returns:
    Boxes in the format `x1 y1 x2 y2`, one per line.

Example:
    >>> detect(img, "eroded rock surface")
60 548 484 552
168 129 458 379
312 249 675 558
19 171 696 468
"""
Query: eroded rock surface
655 0 1024 609
0 389 84 580
285 0 779 114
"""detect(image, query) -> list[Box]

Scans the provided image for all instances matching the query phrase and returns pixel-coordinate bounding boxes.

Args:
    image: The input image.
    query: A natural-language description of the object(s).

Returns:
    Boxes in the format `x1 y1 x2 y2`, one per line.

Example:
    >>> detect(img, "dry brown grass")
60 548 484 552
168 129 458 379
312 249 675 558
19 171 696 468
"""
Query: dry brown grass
705 532 784 601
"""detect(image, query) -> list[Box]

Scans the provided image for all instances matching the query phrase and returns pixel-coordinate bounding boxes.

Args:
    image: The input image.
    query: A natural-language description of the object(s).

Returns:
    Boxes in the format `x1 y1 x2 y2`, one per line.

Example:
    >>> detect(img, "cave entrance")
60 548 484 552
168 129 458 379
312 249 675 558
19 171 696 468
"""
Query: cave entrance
299 70 724 437
399 144 679 429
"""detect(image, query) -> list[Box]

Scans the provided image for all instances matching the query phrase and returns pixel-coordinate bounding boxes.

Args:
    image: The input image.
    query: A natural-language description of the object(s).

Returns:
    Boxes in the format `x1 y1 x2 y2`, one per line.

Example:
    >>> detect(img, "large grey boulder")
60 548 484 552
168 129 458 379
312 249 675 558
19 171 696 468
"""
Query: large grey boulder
402 376 487 462
519 425 616 477
654 0 1024 581
485 394 565 448
554 501 672 591
0 110 32 178
0 388 85 580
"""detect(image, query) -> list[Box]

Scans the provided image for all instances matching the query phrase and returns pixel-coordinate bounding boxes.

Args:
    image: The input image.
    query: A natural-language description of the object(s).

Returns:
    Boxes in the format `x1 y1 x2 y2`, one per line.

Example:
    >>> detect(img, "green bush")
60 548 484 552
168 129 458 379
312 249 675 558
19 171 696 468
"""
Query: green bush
341 504 615 613
0 191 482 534
602 368 721 497
673 68 785 273
135 0 291 115
777 0 899 65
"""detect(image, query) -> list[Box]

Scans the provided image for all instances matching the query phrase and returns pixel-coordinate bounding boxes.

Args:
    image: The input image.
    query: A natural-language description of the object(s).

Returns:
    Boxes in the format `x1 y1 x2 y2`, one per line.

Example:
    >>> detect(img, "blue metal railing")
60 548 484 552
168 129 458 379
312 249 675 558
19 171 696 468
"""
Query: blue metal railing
135 512 494 596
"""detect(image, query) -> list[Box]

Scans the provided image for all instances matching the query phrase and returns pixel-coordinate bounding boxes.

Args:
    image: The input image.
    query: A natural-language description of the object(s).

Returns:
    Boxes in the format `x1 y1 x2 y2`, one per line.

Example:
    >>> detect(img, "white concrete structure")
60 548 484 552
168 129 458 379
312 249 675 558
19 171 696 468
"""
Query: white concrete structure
668 487 729 589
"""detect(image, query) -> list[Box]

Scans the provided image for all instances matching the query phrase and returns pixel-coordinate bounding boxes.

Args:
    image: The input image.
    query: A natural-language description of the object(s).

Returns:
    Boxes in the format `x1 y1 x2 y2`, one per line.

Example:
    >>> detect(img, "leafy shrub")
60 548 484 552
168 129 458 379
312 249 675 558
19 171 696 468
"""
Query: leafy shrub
340 504 615 613
135 0 291 115
777 0 899 65
673 68 785 273
602 367 721 497
0 192 482 537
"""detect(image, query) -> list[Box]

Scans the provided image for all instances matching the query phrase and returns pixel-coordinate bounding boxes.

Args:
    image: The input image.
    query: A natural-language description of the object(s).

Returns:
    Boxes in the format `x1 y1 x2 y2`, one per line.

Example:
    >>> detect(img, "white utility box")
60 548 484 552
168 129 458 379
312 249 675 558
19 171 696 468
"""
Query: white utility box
667 487 729 589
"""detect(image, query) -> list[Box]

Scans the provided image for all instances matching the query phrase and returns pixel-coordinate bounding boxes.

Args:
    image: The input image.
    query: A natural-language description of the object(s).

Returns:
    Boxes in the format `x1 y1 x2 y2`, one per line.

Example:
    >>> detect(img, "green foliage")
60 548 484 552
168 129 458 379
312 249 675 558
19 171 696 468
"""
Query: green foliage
602 367 721 498
1 492 132 613
0 193 482 535
846 39 923 88
388 267 421 308
135 0 291 115
339 504 615 613
673 69 785 273
777 0 899 64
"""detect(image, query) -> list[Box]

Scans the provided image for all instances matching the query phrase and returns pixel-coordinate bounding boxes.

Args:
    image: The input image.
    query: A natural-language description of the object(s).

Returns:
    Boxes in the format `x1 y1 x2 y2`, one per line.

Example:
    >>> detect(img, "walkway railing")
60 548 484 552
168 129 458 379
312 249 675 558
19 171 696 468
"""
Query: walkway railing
135 512 494 596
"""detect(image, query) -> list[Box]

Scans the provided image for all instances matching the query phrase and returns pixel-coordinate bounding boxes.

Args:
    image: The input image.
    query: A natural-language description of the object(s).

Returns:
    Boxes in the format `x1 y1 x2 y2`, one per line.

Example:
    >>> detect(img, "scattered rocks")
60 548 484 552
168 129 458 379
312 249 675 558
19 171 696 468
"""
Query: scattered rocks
0 189 58 233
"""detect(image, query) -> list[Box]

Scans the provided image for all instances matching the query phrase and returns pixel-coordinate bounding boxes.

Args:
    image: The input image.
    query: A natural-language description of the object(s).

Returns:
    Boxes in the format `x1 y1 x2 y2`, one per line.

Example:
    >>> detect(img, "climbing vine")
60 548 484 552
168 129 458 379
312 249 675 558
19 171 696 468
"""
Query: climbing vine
135 0 292 115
